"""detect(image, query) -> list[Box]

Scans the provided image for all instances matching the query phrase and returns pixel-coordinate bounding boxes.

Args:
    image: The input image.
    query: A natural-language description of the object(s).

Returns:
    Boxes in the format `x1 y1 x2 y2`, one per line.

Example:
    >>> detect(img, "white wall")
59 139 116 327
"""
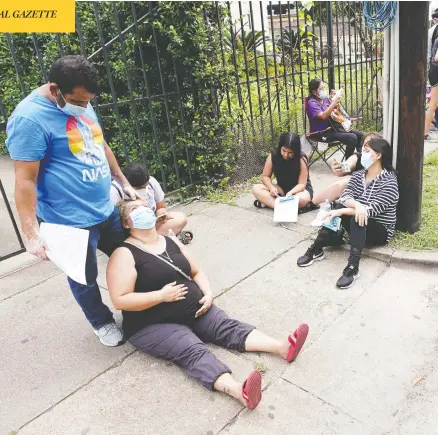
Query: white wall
229 1 270 34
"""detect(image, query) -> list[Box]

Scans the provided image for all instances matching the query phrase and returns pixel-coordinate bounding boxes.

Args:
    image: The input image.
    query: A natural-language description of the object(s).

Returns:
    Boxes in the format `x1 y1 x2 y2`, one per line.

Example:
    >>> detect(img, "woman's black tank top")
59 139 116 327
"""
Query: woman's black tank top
120 237 203 338
271 150 307 193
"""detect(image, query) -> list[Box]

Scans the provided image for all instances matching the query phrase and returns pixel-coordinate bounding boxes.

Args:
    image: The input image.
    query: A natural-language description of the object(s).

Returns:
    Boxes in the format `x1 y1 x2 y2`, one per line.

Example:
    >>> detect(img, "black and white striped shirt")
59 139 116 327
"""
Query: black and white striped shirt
340 169 399 240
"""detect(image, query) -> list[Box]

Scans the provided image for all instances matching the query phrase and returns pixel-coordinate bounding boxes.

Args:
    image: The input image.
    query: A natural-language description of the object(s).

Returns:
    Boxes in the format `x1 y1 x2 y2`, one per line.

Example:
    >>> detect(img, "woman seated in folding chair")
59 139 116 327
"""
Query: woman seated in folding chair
252 131 316 213
306 78 363 159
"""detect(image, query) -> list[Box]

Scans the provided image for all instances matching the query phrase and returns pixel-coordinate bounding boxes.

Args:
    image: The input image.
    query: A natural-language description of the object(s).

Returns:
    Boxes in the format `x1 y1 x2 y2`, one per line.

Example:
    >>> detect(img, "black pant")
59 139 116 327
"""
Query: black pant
313 213 387 267
341 215 387 250
326 130 363 159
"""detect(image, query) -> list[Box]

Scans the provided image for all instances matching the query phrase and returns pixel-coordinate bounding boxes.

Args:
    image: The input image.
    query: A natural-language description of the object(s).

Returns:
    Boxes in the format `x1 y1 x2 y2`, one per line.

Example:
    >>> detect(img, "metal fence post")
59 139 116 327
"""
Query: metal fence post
326 2 335 90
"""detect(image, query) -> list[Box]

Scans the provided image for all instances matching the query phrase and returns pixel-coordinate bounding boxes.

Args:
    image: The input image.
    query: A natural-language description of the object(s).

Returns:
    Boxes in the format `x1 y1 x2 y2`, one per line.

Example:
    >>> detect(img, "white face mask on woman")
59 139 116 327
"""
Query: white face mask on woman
360 151 376 170
129 206 157 229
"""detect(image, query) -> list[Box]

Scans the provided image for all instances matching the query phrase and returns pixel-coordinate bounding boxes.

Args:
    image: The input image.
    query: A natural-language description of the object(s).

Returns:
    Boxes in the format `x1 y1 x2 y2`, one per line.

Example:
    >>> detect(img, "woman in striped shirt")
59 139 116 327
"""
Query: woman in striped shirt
297 138 399 289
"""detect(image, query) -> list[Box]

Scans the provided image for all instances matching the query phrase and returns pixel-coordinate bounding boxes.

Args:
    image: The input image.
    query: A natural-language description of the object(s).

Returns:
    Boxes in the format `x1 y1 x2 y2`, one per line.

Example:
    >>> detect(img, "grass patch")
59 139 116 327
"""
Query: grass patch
390 150 438 251
253 361 268 374
203 175 261 206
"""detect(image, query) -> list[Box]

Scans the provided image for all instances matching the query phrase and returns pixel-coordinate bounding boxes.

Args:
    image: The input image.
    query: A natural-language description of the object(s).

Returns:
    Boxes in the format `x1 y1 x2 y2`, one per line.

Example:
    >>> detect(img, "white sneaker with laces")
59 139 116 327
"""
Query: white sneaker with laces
94 322 124 347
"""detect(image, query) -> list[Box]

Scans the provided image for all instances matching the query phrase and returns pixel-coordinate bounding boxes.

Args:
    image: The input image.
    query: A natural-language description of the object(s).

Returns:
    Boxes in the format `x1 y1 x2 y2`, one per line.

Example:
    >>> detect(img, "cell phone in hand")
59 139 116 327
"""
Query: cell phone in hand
341 162 350 172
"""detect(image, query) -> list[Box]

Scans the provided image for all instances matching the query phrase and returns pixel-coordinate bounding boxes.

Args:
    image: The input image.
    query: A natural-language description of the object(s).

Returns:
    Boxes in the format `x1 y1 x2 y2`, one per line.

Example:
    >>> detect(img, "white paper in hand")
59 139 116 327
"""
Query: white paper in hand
311 209 330 227
40 223 89 285
273 196 299 223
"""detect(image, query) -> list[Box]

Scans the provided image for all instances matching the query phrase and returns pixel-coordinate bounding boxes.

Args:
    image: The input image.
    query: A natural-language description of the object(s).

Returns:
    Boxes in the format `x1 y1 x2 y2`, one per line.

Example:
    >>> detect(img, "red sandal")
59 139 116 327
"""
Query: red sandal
285 323 309 362
241 369 262 410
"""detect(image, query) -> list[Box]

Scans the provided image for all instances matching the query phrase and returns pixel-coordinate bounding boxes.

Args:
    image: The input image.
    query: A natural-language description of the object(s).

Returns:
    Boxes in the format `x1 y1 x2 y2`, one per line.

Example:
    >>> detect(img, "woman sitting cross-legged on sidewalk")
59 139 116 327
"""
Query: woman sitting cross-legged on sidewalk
107 200 309 410
252 131 316 213
297 138 399 289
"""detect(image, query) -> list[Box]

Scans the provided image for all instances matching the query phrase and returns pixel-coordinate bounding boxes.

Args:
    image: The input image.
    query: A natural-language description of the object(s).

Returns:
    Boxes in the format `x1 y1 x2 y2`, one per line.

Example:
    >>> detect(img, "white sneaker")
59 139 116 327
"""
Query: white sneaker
93 322 124 346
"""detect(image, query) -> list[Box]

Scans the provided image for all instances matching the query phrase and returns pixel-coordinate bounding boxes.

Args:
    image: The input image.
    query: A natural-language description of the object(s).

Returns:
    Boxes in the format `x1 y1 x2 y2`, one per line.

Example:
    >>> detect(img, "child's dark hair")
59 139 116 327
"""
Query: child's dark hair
308 78 322 98
122 162 150 188
366 138 395 172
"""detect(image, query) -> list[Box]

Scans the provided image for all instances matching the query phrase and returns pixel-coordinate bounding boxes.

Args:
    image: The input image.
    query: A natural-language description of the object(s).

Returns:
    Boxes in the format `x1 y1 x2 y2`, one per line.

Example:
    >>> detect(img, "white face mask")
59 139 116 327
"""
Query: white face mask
57 91 88 117
360 151 375 170
129 206 157 229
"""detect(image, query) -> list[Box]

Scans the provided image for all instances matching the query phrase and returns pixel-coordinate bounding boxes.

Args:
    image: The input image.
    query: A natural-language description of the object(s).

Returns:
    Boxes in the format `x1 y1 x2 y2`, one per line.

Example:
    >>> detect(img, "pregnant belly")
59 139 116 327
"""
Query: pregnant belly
123 282 204 337
151 282 204 322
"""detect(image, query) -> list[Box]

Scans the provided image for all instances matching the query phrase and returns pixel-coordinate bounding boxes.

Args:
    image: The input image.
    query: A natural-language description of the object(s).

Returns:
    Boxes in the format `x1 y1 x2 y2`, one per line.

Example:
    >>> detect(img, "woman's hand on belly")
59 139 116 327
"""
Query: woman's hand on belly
159 282 188 302
195 293 213 318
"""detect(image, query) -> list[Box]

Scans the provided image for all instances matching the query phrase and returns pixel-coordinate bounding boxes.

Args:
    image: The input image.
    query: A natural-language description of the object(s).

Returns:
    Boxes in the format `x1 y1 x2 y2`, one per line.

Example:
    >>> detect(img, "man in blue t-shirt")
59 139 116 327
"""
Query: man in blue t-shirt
6 55 139 347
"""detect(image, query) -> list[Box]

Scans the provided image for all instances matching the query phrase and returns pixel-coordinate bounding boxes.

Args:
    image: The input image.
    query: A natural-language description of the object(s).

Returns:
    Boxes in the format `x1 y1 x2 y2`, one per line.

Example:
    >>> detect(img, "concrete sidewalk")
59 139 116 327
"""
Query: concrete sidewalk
1 145 438 435
2 194 438 435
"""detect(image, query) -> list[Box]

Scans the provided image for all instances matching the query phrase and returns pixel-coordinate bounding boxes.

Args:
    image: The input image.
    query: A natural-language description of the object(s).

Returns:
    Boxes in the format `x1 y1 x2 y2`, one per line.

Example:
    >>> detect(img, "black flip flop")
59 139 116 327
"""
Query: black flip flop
253 200 266 209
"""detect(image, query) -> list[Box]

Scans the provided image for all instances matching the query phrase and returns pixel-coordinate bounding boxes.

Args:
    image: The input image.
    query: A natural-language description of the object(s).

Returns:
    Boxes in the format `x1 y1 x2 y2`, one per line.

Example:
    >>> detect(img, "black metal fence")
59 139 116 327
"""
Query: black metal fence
0 1 383 260
218 1 383 179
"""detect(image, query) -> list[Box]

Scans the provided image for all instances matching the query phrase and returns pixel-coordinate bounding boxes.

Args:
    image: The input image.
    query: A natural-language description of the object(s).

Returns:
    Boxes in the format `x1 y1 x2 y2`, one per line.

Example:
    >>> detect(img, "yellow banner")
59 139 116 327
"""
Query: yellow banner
0 0 75 33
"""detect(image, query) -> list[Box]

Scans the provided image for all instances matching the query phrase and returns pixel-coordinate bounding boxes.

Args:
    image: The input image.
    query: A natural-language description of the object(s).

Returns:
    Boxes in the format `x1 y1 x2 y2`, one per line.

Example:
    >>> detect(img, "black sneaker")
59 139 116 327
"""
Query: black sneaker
297 247 325 267
298 202 320 215
425 134 437 141
336 264 360 289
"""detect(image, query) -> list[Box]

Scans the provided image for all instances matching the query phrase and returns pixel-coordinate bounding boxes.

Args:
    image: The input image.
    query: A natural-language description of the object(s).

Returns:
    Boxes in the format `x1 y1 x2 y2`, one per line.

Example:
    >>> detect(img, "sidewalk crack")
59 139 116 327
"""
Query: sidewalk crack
16 349 138 433
281 377 370 428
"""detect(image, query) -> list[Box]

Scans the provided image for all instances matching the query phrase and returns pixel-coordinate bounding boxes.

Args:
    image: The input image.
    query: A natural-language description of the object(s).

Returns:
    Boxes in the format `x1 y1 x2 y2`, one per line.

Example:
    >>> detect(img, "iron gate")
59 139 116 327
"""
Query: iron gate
0 1 383 260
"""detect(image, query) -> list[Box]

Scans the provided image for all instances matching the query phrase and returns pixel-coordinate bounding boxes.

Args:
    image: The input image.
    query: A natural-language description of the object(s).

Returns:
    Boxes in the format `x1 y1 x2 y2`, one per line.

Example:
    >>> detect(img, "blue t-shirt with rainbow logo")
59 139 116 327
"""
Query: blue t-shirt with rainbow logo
6 90 113 227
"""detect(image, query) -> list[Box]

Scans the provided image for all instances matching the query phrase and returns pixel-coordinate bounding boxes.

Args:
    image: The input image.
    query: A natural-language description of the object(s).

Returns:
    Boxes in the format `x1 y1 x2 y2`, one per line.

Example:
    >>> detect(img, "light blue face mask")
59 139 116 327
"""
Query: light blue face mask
360 151 375 170
57 91 88 117
319 90 328 99
129 206 157 230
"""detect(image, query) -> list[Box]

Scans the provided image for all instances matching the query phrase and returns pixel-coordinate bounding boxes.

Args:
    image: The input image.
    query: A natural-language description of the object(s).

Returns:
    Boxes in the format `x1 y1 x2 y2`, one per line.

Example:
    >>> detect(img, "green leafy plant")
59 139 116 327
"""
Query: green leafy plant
0 2 235 193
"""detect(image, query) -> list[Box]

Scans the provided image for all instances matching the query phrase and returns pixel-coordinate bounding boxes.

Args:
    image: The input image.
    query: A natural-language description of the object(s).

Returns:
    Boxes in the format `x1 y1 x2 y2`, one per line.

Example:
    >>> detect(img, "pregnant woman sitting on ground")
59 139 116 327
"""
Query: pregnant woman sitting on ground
106 200 309 410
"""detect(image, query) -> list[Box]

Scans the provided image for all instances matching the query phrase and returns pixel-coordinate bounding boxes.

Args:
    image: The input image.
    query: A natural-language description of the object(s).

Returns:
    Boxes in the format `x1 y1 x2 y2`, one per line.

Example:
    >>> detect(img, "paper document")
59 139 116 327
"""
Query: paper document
311 209 330 227
40 223 89 285
273 196 298 223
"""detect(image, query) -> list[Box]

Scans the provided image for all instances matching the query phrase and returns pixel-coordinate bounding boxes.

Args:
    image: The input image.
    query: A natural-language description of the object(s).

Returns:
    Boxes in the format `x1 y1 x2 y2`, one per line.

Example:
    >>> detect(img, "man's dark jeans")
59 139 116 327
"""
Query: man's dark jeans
66 207 126 329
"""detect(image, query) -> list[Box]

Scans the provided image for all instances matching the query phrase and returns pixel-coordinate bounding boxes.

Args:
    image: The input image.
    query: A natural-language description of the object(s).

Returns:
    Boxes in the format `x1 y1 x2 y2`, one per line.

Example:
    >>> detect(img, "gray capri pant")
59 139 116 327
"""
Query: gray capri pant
128 305 255 390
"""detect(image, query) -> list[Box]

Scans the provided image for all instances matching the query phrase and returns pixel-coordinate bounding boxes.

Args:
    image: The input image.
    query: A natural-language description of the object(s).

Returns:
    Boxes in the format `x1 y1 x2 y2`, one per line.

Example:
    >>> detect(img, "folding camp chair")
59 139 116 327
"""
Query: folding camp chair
303 97 345 169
